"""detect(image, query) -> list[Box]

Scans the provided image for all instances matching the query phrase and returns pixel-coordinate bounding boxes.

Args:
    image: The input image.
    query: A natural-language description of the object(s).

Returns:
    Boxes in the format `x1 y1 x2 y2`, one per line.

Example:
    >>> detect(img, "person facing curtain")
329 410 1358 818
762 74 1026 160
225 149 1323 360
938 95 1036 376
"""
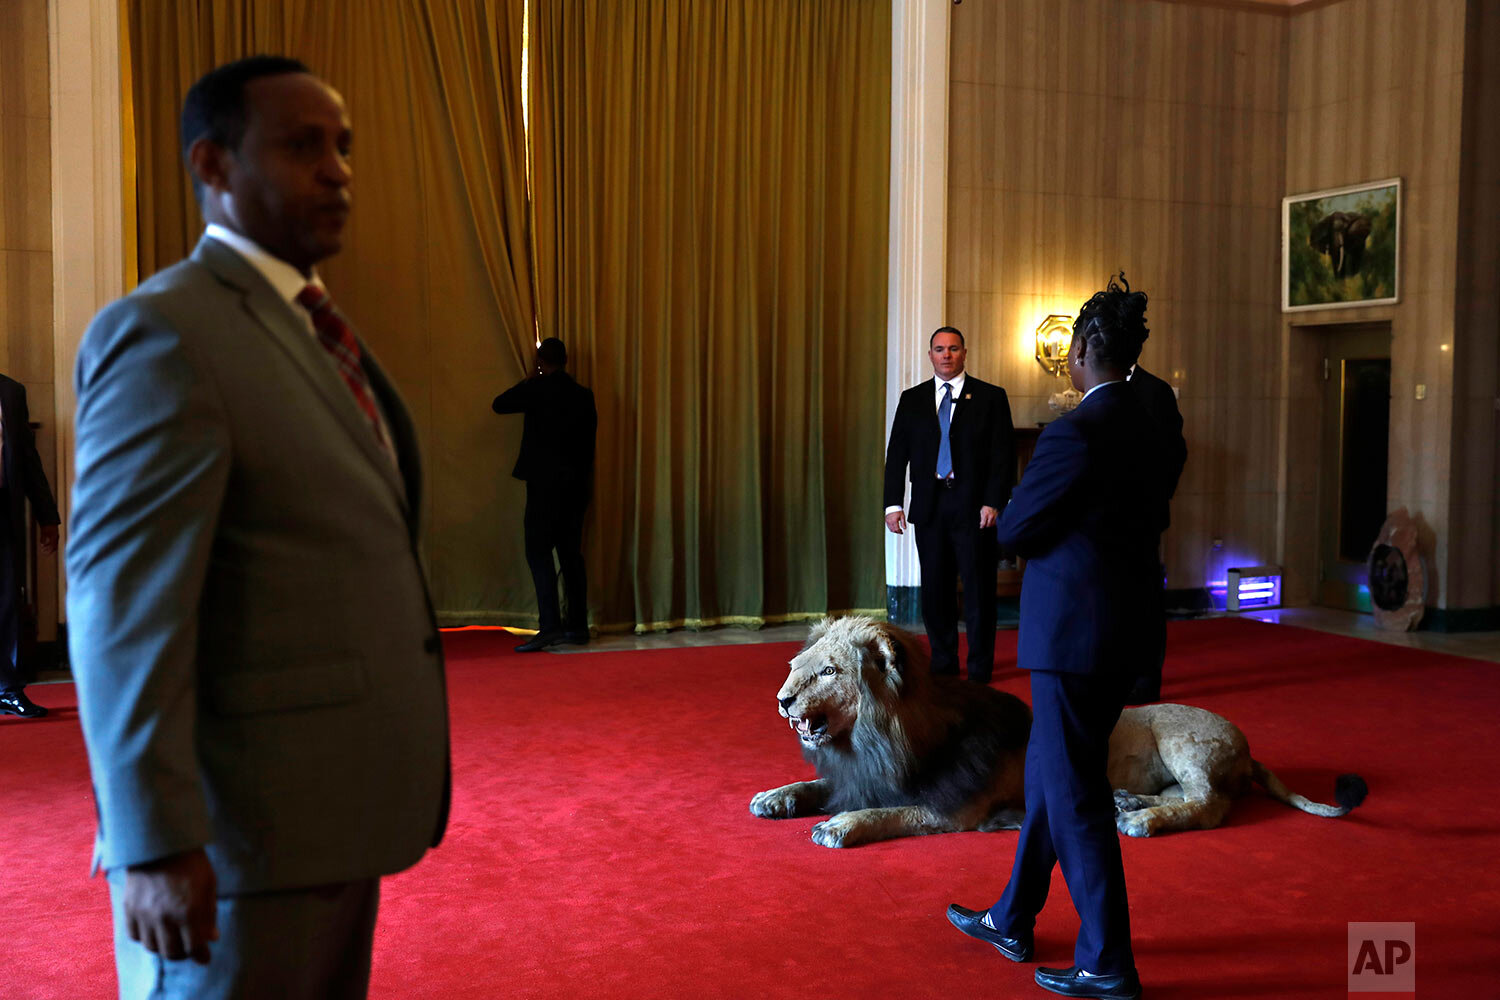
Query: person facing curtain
126 0 892 632
528 0 891 630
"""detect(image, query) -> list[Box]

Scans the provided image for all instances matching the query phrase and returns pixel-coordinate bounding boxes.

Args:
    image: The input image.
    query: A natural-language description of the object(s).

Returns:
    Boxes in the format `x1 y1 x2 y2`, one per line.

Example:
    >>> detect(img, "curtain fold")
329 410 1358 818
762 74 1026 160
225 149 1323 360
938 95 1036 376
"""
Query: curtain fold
126 0 541 623
414 0 537 374
125 0 890 632
528 0 890 630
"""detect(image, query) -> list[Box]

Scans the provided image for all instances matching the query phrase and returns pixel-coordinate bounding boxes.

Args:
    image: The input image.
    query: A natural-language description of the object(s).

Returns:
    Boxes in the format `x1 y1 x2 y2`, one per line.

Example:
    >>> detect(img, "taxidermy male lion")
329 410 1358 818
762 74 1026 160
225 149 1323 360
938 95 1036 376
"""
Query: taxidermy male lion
750 617 1367 848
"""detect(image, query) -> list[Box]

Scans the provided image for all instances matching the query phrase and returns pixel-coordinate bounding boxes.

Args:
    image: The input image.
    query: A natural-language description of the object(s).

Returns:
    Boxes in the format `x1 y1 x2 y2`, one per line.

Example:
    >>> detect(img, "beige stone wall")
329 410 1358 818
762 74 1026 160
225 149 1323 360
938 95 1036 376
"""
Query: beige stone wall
1282 0 1468 607
947 0 1289 592
1449 0 1500 612
947 0 1494 609
0 0 59 640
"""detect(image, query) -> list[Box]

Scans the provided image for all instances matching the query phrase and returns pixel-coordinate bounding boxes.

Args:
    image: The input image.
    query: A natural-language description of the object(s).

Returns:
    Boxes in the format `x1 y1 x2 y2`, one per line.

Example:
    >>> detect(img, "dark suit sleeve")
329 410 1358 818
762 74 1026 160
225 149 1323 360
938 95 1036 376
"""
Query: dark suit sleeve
883 393 912 509
580 387 598 475
9 385 60 525
491 378 533 414
995 418 1087 558
1157 381 1187 498
1134 369 1186 499
983 387 1016 509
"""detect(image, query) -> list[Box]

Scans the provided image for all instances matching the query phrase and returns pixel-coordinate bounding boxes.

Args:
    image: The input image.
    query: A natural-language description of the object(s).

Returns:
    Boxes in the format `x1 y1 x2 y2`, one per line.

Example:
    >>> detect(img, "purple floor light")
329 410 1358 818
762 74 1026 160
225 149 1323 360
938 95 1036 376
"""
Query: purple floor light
1225 565 1282 612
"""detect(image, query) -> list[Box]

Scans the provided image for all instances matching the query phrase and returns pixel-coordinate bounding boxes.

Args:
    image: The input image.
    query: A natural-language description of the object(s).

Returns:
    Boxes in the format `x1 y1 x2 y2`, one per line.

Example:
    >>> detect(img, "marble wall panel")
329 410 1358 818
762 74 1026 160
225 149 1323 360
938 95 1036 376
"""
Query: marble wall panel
1453 397 1498 508
2 249 52 381
1279 487 1320 605
1454 291 1499 403
947 185 982 294
1403 78 1464 191
0 0 48 118
0 112 51 252
948 82 986 193
1446 500 1497 608
1443 0 1500 609
946 0 1484 600
1227 397 1282 493
2 0 59 637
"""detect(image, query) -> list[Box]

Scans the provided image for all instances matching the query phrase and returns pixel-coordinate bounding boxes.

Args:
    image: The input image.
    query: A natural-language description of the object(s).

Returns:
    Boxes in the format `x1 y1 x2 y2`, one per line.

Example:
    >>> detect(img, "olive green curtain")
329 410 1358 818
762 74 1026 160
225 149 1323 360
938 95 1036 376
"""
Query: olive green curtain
124 0 541 623
125 0 890 631
527 0 890 629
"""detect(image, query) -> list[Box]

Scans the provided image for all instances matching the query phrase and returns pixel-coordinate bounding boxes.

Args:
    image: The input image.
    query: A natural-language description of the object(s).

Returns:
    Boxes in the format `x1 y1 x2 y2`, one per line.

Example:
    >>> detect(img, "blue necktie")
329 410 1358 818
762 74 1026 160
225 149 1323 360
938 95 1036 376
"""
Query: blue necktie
937 383 953 479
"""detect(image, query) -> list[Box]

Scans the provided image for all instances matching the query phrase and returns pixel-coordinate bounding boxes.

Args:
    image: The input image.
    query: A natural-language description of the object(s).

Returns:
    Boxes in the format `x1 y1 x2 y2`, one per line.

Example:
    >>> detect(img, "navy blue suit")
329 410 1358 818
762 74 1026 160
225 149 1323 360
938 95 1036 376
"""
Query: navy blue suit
988 381 1167 977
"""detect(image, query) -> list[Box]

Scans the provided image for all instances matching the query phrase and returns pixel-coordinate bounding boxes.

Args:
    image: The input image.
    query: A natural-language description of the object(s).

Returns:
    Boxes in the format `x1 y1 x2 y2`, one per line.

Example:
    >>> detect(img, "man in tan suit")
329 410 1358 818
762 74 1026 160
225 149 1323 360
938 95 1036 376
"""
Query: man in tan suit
68 56 449 998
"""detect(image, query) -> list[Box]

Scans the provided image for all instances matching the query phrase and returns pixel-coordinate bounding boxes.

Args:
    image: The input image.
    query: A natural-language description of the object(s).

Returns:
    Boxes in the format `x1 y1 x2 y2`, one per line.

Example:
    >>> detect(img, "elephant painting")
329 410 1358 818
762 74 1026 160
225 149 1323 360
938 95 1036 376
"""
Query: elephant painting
1309 211 1373 278
1285 180 1398 310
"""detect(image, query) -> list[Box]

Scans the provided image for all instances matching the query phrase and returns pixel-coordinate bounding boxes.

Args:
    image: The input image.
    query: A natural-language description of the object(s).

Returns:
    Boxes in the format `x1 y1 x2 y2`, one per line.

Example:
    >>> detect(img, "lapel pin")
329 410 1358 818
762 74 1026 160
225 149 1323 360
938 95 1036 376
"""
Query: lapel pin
965 393 972 400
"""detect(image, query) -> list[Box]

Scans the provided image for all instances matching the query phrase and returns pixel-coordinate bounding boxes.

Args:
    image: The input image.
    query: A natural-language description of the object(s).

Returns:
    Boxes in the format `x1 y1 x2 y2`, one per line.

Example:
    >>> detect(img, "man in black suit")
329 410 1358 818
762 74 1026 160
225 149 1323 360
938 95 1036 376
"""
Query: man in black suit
884 326 1015 683
1124 361 1186 704
493 338 597 652
0 374 61 719
946 275 1162 1000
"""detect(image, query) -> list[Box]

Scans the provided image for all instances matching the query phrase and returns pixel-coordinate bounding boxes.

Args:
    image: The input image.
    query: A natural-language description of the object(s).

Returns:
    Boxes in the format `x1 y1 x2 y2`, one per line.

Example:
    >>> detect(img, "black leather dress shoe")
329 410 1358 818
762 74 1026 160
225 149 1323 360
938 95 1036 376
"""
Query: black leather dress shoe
1034 965 1141 999
514 631 565 653
0 689 49 719
945 904 1033 962
560 630 590 645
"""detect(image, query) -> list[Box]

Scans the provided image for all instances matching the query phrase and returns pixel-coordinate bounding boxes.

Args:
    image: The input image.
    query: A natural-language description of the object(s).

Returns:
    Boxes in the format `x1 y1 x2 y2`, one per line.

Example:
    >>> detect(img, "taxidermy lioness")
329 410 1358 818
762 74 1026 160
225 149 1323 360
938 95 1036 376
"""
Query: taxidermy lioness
750 617 1367 848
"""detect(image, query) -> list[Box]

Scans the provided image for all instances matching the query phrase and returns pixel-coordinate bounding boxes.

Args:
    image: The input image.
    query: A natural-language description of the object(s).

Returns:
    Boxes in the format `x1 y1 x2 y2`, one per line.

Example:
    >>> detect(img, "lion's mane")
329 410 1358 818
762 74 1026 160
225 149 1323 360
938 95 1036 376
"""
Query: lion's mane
799 617 1030 819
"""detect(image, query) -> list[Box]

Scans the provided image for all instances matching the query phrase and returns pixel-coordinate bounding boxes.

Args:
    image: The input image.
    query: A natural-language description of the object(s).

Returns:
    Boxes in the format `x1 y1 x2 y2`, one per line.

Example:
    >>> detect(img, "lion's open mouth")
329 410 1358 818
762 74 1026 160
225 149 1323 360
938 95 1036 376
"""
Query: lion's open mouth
790 714 830 747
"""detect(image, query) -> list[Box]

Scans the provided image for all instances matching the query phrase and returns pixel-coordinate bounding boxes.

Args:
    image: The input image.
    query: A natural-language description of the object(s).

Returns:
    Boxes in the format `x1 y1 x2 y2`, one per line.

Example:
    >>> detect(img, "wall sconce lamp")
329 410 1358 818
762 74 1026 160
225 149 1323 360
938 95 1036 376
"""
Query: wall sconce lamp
1034 314 1074 376
1035 314 1081 413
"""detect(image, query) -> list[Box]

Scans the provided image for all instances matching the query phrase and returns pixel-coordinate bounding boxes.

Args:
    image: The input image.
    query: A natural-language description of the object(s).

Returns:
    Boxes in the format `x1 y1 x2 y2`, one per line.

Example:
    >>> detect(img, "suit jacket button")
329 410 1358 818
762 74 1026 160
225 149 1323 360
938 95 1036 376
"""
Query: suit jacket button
424 636 441 654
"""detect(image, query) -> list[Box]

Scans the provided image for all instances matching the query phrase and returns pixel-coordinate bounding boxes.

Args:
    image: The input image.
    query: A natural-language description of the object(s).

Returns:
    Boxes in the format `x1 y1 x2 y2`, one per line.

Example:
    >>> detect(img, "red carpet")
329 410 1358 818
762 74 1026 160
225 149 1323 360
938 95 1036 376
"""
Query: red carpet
1 618 1494 998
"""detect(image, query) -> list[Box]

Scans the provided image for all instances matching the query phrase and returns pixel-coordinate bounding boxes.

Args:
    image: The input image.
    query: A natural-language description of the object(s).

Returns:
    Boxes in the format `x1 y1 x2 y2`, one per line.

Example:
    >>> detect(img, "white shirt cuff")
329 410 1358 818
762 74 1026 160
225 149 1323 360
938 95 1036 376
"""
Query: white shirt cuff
884 505 903 516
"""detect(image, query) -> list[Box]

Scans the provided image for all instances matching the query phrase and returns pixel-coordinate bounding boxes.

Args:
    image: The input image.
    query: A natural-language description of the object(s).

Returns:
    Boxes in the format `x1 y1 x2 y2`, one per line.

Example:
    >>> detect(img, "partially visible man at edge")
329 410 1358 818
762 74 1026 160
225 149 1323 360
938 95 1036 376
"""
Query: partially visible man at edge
67 56 449 999
0 373 61 719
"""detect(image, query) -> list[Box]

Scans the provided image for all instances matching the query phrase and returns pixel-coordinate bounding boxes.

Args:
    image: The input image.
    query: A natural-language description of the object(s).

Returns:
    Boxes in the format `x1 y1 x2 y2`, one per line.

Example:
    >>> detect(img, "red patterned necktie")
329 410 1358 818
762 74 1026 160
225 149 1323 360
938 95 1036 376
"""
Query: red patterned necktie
296 284 393 460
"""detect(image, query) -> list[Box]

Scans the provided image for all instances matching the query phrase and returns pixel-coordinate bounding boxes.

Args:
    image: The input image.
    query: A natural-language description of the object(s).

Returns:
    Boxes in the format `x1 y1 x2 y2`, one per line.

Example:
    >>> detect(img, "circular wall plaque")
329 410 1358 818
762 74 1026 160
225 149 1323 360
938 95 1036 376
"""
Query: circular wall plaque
1368 544 1408 611
1368 507 1425 631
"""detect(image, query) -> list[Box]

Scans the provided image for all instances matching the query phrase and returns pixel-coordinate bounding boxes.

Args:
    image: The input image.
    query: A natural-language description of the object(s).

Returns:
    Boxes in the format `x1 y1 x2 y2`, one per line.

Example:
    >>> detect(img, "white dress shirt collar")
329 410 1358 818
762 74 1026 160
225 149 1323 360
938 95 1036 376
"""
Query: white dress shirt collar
205 223 325 310
1080 379 1126 404
934 371 966 409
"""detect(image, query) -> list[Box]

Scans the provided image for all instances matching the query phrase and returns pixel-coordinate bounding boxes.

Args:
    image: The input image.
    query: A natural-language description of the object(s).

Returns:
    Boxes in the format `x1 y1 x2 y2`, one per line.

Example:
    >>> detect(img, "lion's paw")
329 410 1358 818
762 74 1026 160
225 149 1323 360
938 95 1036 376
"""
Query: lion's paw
1116 810 1154 838
749 788 800 819
810 815 860 848
1113 790 1147 814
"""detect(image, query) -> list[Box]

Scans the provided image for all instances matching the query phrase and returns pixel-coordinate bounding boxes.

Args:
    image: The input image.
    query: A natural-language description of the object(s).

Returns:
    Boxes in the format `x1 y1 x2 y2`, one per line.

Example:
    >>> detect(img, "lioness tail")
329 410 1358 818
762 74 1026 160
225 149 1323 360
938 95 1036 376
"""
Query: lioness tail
1250 759 1368 818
